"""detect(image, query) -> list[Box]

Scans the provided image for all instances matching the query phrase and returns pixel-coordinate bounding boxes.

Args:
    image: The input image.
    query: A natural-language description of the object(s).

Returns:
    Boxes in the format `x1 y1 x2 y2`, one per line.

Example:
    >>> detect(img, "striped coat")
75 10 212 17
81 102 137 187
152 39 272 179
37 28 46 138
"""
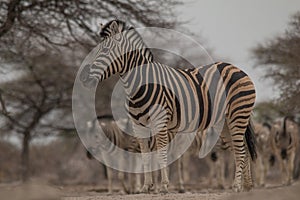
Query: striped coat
80 20 257 192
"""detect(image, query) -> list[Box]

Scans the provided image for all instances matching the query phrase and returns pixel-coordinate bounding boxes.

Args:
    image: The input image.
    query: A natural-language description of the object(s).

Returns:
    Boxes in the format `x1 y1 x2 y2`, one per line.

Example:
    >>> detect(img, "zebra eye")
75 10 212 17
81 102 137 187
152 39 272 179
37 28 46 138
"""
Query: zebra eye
102 47 110 55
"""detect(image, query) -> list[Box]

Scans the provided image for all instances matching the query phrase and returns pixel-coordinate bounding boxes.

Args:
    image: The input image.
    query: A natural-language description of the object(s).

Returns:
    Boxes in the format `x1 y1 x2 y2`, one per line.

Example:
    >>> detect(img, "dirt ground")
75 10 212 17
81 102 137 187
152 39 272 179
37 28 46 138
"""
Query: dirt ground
1 180 300 200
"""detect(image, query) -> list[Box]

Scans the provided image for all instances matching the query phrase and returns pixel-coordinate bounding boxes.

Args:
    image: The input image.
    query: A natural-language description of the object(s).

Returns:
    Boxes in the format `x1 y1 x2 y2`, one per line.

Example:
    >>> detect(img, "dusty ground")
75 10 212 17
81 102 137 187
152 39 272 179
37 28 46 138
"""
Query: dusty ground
1 180 300 200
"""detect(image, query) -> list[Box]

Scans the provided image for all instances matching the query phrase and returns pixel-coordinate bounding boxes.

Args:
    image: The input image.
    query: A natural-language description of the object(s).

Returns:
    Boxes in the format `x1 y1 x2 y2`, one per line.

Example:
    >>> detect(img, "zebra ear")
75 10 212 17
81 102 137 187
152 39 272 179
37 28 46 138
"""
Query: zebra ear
110 20 121 35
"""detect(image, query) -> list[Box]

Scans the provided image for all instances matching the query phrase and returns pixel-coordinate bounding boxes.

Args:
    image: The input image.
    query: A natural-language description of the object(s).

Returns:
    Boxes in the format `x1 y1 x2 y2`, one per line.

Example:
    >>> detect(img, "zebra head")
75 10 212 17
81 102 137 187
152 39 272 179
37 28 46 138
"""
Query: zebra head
80 20 153 88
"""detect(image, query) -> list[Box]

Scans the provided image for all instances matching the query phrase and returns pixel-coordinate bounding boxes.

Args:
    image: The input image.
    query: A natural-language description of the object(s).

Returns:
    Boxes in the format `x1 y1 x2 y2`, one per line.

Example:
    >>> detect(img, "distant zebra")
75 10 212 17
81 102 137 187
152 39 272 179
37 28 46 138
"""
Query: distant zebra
80 20 257 192
207 135 232 189
86 115 186 193
187 127 232 189
270 117 299 185
86 115 131 194
254 122 273 187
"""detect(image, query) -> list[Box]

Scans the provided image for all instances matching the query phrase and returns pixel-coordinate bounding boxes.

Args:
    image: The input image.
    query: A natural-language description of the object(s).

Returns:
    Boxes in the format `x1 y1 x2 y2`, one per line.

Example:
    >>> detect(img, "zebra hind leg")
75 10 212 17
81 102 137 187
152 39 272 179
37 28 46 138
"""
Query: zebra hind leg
242 147 254 191
227 121 247 192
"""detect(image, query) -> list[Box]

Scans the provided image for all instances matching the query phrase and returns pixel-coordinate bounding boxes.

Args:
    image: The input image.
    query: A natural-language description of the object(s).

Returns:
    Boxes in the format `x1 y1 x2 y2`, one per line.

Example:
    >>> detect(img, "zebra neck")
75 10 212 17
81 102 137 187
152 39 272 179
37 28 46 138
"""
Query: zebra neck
119 61 152 99
125 28 153 62
119 29 153 75
118 29 154 97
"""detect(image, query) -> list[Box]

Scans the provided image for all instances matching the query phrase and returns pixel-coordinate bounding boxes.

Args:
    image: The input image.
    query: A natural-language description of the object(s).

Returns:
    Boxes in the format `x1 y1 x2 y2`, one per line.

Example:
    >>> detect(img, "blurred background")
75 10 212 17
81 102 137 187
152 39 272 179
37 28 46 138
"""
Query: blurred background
0 0 299 192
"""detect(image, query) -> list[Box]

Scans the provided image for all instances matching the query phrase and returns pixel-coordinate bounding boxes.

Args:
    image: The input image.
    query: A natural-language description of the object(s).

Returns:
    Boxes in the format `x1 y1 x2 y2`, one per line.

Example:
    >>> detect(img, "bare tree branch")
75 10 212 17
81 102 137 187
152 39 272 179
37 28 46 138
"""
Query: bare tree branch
0 0 21 37
252 11 300 114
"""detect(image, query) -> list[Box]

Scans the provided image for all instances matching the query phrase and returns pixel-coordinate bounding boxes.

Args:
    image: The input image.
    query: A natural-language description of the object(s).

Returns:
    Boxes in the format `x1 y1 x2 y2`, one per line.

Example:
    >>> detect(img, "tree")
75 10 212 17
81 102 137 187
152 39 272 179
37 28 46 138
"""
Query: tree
0 0 182 181
252 12 300 114
0 0 181 46
0 51 75 181
253 101 284 123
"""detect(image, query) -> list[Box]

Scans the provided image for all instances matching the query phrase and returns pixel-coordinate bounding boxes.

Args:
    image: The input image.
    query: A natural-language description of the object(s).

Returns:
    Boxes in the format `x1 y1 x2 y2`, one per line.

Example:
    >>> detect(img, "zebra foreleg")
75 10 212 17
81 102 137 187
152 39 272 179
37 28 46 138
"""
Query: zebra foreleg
128 155 141 193
117 171 127 194
255 154 265 187
177 157 185 193
129 173 142 194
151 170 159 194
287 152 295 185
137 137 153 193
216 152 225 189
106 166 113 194
282 158 289 185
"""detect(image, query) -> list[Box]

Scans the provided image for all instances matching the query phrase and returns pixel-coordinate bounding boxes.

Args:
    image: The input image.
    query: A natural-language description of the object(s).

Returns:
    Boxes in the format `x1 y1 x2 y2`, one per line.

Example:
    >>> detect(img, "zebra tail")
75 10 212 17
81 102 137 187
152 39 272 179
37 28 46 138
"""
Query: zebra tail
245 118 257 161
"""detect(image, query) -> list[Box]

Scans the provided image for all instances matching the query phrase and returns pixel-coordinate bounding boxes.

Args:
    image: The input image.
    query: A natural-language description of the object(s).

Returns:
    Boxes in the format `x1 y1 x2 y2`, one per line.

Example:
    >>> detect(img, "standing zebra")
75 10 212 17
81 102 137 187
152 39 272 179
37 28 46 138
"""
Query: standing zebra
86 115 131 194
254 122 273 187
270 117 299 185
80 20 257 193
207 131 232 189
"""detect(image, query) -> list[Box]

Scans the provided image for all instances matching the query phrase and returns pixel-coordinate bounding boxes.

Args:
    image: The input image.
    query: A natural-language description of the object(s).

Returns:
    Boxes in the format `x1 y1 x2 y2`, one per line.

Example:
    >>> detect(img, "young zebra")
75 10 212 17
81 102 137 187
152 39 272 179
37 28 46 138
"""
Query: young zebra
80 20 257 193
187 127 232 189
207 132 233 189
254 122 273 187
270 117 299 185
86 115 186 193
86 115 131 194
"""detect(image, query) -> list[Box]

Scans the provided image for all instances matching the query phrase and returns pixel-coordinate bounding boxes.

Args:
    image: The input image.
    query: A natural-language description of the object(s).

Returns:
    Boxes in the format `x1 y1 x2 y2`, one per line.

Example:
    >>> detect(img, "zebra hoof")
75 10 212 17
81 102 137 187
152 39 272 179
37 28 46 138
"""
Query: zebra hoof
140 184 152 193
118 190 126 195
232 184 242 192
160 184 169 194
132 187 141 194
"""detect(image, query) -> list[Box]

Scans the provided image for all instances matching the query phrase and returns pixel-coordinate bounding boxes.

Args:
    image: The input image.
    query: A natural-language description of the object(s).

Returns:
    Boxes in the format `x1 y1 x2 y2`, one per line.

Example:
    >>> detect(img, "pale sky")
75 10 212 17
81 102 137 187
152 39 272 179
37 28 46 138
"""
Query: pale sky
178 0 300 102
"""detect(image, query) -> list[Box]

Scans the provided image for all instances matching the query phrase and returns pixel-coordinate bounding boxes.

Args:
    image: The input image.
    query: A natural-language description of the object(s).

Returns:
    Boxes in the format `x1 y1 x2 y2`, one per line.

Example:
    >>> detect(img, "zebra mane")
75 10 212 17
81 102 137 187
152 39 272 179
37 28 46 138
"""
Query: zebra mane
99 20 129 38
99 20 154 62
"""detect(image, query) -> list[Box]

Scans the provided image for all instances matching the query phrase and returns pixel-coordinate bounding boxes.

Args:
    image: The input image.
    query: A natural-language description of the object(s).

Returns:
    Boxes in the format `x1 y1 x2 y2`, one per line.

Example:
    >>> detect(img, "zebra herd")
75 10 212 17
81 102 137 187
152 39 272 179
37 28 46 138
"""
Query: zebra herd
79 19 299 194
85 115 300 194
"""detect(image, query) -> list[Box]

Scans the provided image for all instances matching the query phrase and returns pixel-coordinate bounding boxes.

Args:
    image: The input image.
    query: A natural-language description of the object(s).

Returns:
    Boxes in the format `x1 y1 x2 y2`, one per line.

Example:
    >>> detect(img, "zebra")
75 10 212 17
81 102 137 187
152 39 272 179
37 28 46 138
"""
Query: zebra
86 115 131 194
193 127 236 189
86 115 186 193
270 116 299 185
79 19 257 193
253 122 273 187
207 134 233 189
